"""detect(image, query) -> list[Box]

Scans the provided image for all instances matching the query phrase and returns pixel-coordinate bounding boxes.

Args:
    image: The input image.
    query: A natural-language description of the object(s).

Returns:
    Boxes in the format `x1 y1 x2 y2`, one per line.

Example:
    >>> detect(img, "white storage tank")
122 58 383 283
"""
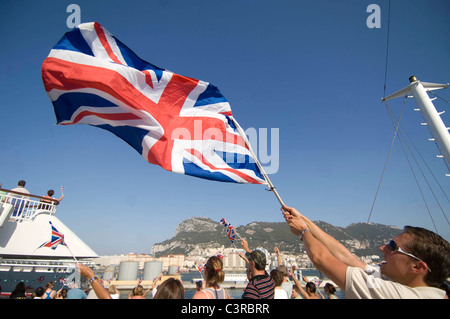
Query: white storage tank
103 265 116 281
117 261 139 281
168 265 178 275
143 261 163 281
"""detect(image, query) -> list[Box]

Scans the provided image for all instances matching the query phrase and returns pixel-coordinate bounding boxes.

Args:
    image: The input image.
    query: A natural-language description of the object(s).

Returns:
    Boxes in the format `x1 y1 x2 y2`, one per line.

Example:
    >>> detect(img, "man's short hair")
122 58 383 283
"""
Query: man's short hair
403 226 450 288
34 287 44 297
278 265 289 276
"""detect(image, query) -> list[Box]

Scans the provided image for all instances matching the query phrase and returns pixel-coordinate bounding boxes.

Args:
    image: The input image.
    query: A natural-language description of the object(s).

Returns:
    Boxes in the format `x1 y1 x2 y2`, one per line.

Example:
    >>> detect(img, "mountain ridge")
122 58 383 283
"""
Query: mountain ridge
151 216 402 258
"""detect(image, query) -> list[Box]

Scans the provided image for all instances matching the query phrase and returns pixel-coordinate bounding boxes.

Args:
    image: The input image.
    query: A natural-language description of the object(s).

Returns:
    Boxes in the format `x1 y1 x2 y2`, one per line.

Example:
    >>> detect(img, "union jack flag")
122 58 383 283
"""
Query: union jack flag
59 277 68 286
197 264 204 274
227 227 236 243
220 218 236 243
42 22 267 184
39 221 66 250
312 278 323 287
220 218 231 227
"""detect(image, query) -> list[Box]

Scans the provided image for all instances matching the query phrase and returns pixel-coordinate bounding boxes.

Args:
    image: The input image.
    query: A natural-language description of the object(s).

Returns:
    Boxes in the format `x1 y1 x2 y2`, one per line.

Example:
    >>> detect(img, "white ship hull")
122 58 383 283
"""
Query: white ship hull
0 190 98 295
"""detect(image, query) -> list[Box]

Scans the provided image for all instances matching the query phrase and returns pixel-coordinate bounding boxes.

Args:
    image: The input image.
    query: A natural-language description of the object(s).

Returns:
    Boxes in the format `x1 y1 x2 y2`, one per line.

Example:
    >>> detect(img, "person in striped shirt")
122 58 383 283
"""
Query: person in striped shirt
241 244 275 299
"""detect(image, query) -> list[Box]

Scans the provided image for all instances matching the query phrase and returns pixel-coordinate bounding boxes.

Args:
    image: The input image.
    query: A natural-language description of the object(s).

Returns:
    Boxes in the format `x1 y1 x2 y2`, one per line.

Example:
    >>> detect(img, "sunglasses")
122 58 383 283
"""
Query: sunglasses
387 240 431 272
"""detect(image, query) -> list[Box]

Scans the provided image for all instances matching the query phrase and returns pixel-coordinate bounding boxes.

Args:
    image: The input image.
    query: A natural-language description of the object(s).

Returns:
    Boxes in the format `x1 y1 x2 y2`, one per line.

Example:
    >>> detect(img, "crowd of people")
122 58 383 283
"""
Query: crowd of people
7 208 450 300
6 254 337 300
2 181 449 299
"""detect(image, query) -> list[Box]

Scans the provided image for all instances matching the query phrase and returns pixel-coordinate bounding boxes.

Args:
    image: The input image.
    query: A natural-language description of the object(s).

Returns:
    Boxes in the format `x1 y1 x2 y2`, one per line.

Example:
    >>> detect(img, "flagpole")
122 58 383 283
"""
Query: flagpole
65 243 79 264
232 225 243 241
230 116 286 208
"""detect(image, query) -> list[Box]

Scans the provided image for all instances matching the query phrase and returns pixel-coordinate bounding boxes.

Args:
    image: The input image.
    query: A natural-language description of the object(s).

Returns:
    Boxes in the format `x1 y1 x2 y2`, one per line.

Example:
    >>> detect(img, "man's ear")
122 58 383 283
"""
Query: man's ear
411 261 429 274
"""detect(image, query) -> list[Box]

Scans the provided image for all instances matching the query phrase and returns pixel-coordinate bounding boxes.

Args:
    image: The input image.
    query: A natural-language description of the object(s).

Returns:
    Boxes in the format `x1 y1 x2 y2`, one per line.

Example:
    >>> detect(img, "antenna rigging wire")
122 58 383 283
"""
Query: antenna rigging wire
360 97 407 245
400 121 450 203
384 104 442 233
360 0 394 247
428 90 450 105
383 0 392 97
383 100 450 233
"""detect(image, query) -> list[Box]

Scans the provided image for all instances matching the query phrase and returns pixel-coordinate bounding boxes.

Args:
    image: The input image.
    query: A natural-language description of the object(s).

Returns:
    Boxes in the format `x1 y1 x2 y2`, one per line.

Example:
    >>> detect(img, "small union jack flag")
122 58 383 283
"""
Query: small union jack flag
312 278 323 287
39 221 66 250
220 218 236 243
220 218 231 228
227 227 236 243
197 265 204 274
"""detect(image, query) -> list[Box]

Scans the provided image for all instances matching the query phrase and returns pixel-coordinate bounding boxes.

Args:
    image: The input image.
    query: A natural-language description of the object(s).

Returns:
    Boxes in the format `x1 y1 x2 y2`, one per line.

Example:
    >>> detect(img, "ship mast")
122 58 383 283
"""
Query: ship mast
383 76 450 174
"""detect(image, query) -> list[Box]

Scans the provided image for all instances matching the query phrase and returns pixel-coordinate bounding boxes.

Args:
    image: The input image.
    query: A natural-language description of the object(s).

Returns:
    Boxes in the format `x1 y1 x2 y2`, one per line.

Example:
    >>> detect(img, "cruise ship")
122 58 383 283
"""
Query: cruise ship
0 188 98 297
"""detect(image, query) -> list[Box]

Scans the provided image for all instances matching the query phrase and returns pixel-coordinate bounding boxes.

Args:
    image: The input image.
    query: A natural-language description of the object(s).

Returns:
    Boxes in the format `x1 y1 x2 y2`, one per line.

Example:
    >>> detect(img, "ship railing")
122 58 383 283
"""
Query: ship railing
0 188 58 223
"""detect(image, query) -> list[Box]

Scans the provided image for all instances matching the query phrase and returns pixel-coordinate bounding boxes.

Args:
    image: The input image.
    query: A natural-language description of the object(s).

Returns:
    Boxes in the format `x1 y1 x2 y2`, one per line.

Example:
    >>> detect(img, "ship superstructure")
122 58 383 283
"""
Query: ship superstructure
0 188 98 296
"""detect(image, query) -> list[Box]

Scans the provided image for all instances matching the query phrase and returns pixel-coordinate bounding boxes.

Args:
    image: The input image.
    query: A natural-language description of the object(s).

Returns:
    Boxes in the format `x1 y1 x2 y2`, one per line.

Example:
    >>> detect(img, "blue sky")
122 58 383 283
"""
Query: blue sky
1 0 449 255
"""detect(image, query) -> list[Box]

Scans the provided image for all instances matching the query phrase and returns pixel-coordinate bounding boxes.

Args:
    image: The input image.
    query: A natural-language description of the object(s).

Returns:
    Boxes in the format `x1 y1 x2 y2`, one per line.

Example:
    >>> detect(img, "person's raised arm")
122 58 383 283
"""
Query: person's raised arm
282 209 348 290
77 264 112 299
238 252 249 265
274 247 282 267
282 206 366 270
290 266 301 290
240 238 251 253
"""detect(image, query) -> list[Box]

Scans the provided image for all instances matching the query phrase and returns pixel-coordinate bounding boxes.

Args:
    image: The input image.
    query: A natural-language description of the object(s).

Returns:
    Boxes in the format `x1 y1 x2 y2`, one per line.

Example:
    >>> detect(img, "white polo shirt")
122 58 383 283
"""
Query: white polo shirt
345 266 445 299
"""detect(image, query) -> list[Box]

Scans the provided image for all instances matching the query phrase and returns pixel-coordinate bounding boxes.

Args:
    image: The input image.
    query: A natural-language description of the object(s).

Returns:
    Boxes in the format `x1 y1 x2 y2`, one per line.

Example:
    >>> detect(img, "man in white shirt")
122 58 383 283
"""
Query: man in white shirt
7 180 30 217
9 180 30 195
282 206 449 299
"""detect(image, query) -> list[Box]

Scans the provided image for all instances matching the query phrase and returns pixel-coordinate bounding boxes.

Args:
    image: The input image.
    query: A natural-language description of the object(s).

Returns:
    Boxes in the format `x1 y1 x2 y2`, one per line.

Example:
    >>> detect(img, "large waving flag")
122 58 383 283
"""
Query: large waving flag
42 22 266 184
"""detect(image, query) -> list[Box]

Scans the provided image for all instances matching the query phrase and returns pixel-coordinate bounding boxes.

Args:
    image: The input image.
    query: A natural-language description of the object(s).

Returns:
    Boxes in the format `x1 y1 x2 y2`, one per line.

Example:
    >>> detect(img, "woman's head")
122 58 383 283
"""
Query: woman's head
324 283 336 294
204 256 225 287
270 269 284 287
133 285 144 296
108 285 117 294
305 282 316 294
153 278 184 299
44 281 54 290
